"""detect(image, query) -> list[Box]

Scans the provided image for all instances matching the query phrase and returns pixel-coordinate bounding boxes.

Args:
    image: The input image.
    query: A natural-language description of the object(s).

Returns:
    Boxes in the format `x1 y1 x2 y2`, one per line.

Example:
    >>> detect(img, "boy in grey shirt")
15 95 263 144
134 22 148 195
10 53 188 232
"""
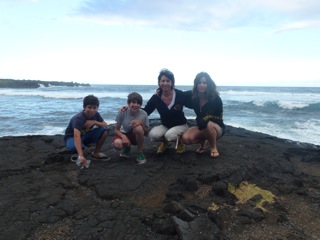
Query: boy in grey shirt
113 92 149 165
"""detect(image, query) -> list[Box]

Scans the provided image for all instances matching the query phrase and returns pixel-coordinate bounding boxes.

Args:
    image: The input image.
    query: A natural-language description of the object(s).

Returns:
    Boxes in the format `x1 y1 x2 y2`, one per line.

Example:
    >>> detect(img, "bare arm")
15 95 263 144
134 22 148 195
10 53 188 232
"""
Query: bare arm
114 122 131 147
74 129 87 164
84 120 107 128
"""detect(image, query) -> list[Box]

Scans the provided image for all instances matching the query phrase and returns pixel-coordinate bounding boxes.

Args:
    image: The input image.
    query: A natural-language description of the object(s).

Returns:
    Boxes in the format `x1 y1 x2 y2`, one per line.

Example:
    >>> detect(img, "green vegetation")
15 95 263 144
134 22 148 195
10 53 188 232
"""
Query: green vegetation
0 79 90 88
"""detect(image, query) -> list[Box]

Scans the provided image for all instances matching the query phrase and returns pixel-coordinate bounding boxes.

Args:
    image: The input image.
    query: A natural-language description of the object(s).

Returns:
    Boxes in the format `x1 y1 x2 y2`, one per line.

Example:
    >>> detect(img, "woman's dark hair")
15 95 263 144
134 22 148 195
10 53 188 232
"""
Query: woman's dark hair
192 72 219 100
127 92 143 105
157 68 175 88
83 95 99 108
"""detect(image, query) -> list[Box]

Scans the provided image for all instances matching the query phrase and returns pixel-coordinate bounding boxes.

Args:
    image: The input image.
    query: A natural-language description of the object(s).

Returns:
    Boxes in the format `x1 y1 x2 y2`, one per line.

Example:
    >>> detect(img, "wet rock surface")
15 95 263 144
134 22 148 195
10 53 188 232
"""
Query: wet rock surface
1 119 320 240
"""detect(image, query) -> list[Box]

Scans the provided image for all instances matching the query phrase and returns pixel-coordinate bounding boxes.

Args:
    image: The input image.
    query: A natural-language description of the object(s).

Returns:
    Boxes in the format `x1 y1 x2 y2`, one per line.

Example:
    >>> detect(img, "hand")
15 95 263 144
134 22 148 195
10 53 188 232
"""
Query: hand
198 119 208 130
131 120 142 128
155 88 161 96
119 105 128 113
78 155 87 166
198 115 215 130
84 120 96 128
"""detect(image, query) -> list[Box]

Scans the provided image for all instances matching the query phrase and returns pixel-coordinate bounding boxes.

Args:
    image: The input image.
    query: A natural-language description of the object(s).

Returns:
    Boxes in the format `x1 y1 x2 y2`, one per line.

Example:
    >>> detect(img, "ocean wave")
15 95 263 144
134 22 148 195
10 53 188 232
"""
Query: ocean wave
1 85 319 145
222 88 320 111
276 101 310 110
0 88 155 100
226 118 320 146
225 99 319 111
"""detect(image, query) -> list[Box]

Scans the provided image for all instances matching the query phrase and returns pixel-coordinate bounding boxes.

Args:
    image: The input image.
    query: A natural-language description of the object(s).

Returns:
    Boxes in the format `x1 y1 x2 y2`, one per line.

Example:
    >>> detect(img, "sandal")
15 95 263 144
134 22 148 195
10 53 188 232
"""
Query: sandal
70 154 78 162
91 152 111 161
196 146 206 154
210 149 220 158
196 140 209 154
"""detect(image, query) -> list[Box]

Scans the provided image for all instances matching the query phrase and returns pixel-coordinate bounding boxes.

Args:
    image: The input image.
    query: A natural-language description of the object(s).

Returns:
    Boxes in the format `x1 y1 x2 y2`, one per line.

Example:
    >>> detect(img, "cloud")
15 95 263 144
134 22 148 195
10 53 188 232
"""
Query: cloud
77 0 320 31
271 20 320 33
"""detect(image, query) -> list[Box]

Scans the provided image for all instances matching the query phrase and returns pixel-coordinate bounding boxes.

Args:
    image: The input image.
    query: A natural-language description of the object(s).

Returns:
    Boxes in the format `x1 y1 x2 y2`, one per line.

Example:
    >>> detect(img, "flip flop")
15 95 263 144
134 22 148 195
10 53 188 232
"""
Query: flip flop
91 152 111 161
210 149 220 158
196 140 209 154
196 146 207 154
70 154 78 162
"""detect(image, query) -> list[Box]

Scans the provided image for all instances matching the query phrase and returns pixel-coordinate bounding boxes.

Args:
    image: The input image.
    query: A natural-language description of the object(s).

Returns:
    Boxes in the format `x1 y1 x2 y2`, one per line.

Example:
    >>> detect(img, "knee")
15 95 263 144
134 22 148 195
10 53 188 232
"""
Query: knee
208 122 222 138
133 125 144 136
181 134 191 144
148 129 161 141
148 131 156 141
112 140 122 150
101 130 109 138
97 127 108 139
164 132 176 142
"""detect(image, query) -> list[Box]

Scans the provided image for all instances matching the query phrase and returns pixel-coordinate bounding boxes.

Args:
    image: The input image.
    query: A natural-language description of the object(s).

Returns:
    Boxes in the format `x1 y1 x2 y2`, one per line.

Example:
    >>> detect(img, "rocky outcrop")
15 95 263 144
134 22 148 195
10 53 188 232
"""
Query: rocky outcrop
0 120 319 239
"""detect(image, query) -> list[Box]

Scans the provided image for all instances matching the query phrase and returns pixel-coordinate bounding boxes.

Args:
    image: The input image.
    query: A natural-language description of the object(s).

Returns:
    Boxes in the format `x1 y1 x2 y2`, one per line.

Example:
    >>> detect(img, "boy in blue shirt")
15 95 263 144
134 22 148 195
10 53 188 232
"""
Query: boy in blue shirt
64 95 110 166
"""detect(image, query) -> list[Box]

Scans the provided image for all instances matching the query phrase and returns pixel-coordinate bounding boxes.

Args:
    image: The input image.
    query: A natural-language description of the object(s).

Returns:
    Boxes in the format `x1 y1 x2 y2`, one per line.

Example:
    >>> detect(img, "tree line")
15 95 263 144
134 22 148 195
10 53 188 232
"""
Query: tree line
0 79 90 88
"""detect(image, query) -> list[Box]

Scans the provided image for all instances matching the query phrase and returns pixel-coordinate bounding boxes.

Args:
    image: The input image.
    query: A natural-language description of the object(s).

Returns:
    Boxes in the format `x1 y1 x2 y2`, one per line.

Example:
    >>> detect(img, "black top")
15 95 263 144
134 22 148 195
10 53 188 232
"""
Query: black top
143 89 189 128
189 94 225 130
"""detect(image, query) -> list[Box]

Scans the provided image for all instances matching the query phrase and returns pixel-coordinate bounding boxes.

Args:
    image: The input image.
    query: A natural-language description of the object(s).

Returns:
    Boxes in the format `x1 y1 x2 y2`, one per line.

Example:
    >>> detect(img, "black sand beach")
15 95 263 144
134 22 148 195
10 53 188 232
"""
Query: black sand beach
1 119 320 240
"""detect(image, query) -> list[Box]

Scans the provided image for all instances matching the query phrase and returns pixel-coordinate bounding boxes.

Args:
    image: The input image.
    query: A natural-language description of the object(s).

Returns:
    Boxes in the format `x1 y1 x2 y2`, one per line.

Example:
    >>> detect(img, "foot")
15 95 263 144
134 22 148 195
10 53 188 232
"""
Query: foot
176 143 185 154
91 152 111 161
120 146 131 158
196 146 206 154
136 152 147 165
156 141 169 154
210 148 220 158
195 140 209 154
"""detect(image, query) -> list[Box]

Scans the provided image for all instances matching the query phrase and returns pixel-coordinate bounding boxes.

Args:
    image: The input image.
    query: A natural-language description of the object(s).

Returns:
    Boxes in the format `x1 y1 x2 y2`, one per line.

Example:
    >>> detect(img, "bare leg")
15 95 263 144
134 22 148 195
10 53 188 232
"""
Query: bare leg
205 122 223 158
181 126 205 145
112 138 123 150
182 123 222 158
93 131 108 155
133 125 145 153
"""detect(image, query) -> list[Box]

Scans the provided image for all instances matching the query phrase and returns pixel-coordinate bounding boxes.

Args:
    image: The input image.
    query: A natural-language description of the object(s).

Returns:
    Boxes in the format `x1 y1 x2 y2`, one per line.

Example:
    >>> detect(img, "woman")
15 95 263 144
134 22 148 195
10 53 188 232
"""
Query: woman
181 72 225 158
144 68 189 154
113 92 149 165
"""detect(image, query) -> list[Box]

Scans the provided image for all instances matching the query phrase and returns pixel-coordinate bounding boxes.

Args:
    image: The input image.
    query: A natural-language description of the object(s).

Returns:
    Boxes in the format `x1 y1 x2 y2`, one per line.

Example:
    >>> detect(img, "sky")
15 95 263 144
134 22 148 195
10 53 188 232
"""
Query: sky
0 0 320 87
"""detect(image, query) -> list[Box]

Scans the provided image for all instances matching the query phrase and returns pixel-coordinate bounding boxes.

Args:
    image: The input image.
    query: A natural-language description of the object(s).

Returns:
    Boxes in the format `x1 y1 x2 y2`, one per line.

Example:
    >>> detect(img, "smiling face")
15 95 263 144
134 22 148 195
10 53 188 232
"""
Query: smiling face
84 105 98 118
159 75 173 91
128 100 141 115
197 76 208 93
129 100 141 110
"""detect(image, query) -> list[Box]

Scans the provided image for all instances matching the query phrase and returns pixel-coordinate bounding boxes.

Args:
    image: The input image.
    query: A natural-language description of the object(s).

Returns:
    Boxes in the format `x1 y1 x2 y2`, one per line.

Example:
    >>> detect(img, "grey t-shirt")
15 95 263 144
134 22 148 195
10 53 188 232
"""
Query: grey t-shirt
115 108 149 133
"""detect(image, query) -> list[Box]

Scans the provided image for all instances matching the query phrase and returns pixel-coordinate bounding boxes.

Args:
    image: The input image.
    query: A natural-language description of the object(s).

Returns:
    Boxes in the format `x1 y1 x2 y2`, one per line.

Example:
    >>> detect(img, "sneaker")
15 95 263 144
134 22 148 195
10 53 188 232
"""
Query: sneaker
176 143 185 154
120 147 131 158
156 141 168 154
136 152 147 165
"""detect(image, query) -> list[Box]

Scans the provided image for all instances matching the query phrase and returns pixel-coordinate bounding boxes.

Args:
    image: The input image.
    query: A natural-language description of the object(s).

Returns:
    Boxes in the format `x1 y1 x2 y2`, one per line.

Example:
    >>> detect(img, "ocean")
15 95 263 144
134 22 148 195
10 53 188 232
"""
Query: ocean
1 84 319 146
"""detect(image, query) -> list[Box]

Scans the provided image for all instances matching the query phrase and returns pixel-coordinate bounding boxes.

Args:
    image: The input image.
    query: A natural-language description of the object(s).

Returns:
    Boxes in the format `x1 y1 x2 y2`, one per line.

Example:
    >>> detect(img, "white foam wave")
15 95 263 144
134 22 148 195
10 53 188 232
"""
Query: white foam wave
276 101 309 110
222 89 320 108
226 118 320 146
252 100 265 107
0 89 154 100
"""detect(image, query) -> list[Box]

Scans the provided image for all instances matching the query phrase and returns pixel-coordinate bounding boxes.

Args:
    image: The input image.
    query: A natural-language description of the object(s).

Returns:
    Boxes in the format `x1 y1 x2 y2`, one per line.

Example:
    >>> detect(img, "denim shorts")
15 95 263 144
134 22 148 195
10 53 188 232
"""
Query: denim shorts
65 127 108 153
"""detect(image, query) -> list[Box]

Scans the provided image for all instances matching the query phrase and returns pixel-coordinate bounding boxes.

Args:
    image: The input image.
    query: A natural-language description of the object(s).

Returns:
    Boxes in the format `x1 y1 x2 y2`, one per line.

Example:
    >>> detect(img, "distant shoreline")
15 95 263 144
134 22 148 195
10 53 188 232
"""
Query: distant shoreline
0 79 90 88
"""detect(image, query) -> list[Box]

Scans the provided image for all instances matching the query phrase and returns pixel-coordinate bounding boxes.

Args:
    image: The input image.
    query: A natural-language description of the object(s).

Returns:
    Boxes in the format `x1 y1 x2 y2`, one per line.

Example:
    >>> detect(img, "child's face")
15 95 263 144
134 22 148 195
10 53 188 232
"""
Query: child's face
84 105 98 118
129 101 141 113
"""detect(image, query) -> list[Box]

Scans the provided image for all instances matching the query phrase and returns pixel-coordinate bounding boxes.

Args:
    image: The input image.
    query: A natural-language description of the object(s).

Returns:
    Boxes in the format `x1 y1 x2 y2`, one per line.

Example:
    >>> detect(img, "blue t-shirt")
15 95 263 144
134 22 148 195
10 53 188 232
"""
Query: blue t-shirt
64 111 104 140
